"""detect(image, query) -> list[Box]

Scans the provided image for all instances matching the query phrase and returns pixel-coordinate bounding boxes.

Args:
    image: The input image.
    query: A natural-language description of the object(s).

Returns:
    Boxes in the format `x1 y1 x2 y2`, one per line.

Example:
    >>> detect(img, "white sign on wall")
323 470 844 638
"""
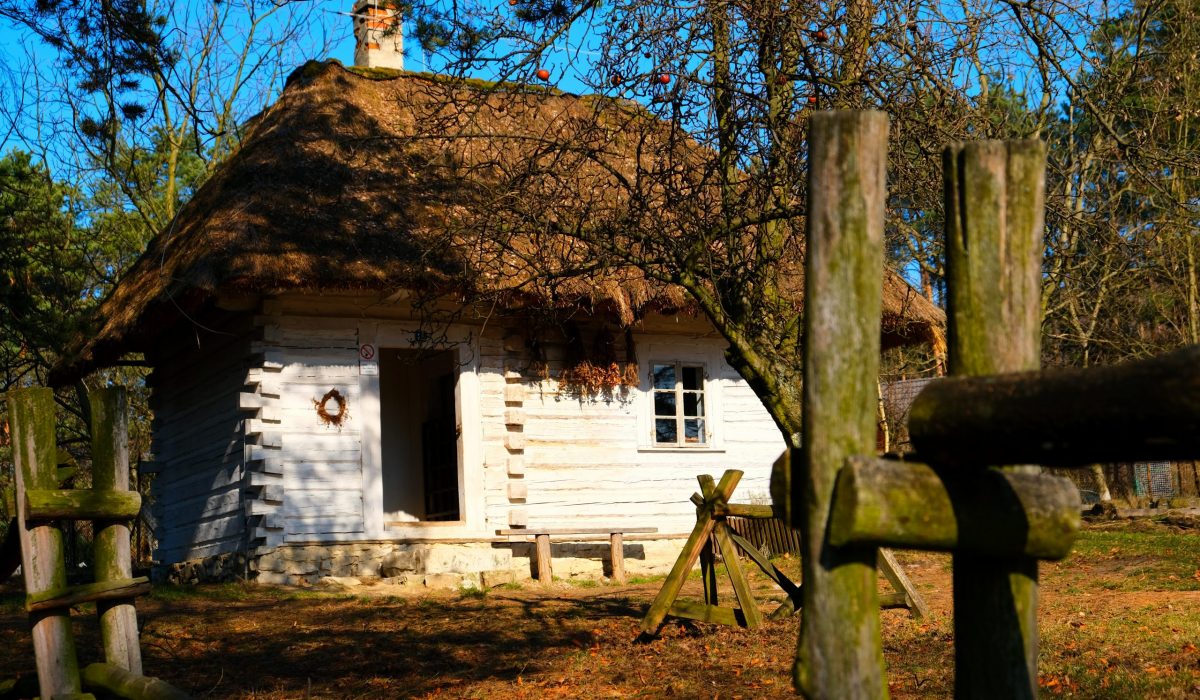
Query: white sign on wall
359 343 379 375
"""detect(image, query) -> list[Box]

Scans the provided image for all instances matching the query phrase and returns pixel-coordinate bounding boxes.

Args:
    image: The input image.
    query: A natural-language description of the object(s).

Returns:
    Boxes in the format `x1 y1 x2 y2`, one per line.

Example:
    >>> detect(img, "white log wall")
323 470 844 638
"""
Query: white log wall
478 332 784 535
155 294 786 561
149 312 254 564
252 304 366 543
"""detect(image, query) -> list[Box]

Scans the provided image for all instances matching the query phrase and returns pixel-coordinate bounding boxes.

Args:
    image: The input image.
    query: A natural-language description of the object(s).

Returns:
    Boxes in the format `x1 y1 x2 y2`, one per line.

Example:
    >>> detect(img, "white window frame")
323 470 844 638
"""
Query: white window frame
636 337 725 452
649 360 710 447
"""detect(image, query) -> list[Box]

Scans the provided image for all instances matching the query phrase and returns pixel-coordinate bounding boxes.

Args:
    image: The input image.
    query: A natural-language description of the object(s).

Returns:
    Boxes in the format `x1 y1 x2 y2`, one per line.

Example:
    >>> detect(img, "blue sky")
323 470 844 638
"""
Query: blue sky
0 0 1113 185
0 0 614 172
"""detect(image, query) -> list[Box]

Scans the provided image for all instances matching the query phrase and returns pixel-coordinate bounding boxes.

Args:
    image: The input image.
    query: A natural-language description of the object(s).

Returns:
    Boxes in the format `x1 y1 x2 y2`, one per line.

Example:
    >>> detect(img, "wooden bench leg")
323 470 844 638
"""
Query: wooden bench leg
535 534 552 583
609 533 625 584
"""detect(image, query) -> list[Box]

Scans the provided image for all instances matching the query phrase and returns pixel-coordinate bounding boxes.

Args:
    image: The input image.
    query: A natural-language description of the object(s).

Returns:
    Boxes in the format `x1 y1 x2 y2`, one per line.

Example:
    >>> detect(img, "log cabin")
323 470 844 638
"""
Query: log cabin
53 4 944 586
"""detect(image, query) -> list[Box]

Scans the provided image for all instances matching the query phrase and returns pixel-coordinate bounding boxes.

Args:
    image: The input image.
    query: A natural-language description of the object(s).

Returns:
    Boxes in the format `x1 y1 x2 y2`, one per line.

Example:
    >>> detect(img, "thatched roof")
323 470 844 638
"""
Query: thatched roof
54 60 943 381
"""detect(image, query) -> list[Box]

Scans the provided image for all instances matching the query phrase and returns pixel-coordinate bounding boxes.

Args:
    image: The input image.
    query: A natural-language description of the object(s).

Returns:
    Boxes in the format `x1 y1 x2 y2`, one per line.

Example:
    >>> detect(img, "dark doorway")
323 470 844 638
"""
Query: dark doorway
379 348 461 521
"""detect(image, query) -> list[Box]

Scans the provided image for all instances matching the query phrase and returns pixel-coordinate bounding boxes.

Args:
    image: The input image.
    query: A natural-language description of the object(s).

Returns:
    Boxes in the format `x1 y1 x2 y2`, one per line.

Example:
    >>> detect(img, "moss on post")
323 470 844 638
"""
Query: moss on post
91 388 144 675
794 110 889 699
909 344 1200 467
82 662 190 700
829 456 1080 559
9 387 82 697
943 140 1047 699
24 490 141 521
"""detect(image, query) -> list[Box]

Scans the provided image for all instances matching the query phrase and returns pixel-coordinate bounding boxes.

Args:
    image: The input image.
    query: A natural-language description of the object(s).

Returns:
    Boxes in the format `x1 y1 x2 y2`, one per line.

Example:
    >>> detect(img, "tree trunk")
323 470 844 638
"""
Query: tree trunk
1091 464 1113 502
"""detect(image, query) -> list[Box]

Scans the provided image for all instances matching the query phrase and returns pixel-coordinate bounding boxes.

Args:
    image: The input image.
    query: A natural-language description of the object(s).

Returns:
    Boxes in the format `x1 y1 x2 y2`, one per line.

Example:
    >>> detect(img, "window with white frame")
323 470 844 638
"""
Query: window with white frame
650 361 708 446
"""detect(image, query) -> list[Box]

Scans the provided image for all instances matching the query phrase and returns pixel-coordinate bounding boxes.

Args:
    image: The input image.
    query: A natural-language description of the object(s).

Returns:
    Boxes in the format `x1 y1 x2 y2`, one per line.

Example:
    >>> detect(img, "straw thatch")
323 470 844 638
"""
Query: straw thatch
54 60 943 381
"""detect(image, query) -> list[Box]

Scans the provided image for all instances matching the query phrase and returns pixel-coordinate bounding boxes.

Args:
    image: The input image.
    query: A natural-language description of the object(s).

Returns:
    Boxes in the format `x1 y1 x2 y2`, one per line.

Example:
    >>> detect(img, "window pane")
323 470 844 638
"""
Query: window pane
654 391 676 417
684 419 705 443
682 365 703 390
652 364 676 390
683 392 704 417
655 419 677 443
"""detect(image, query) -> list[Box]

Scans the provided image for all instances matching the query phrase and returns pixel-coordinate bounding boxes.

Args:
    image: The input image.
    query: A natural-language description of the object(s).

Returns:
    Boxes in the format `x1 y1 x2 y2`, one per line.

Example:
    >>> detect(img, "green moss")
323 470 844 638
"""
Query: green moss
150 581 353 603
285 59 340 88
337 61 563 96
343 63 406 80
286 57 652 109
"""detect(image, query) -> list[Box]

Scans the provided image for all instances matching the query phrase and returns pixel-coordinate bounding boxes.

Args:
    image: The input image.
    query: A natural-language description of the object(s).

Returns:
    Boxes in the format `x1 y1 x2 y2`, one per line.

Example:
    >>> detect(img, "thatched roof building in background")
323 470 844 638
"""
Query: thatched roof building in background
55 59 943 382
42 33 953 586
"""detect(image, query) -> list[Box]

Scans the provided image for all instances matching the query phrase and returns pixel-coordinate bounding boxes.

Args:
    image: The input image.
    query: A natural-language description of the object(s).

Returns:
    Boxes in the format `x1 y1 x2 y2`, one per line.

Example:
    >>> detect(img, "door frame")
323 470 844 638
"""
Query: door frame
358 322 485 538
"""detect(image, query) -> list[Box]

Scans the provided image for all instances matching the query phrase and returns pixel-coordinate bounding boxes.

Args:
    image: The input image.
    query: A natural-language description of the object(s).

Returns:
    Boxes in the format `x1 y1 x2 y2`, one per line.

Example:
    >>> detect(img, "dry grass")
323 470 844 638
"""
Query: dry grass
0 518 1197 698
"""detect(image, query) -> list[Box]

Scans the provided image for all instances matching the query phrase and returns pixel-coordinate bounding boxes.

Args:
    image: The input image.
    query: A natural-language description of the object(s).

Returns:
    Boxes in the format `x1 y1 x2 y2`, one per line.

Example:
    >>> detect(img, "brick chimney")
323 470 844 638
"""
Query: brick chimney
352 0 405 70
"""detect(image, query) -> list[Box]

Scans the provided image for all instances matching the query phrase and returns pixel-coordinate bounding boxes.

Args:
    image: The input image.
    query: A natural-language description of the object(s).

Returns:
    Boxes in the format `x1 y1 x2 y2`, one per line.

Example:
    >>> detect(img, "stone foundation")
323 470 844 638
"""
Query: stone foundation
157 551 249 584
158 537 685 588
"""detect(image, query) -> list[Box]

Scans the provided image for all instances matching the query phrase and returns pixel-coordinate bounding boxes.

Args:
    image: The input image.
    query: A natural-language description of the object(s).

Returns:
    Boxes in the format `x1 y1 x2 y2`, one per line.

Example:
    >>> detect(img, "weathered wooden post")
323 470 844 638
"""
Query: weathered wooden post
942 140 1046 698
910 344 1200 466
608 532 625 584
6 385 188 699
794 110 889 698
9 387 82 698
92 387 143 675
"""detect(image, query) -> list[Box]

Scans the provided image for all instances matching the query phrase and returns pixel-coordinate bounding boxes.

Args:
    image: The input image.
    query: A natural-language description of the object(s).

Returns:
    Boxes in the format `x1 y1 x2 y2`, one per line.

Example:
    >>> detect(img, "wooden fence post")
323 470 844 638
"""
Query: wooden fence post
9 387 82 698
92 387 143 675
943 140 1046 698
794 110 889 698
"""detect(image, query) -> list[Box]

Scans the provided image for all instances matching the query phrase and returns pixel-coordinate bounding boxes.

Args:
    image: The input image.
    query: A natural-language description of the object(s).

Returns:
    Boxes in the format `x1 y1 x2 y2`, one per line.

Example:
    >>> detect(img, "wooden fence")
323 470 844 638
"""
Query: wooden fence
757 111 1200 699
8 387 188 699
725 516 801 557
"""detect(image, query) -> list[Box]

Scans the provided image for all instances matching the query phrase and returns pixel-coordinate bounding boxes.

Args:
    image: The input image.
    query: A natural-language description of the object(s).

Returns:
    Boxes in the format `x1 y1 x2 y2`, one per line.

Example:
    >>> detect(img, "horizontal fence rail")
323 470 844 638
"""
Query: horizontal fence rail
909 344 1200 468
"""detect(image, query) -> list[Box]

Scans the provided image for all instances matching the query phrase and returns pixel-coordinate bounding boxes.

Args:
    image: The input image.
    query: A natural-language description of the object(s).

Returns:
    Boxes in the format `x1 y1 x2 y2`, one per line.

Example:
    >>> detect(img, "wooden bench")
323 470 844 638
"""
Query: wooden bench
497 527 659 584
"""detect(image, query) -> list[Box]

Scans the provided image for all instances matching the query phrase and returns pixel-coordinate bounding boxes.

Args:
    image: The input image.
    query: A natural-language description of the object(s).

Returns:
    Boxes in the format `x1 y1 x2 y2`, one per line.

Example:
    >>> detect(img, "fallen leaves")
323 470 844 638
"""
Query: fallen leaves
1039 674 1080 694
1 523 1197 698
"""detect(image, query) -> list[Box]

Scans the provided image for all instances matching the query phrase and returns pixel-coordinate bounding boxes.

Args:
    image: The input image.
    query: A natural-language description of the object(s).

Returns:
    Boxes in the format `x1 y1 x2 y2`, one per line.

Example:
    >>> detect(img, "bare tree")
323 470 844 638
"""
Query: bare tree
378 0 1103 691
397 0 1092 444
0 0 344 476
1 0 343 244
1041 0 1200 368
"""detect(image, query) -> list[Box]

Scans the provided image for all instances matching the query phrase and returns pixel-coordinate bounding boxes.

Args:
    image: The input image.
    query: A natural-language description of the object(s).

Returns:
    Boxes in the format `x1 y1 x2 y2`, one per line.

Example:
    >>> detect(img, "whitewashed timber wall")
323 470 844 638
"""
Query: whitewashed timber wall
250 301 367 545
148 313 254 564
479 335 784 536
252 294 785 547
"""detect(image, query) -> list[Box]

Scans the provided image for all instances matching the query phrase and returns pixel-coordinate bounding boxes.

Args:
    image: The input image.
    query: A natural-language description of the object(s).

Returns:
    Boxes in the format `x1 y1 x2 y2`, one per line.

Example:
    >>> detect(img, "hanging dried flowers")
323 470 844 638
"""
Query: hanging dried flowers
559 361 639 394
